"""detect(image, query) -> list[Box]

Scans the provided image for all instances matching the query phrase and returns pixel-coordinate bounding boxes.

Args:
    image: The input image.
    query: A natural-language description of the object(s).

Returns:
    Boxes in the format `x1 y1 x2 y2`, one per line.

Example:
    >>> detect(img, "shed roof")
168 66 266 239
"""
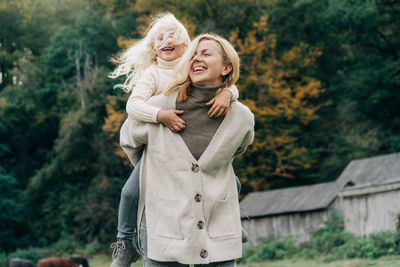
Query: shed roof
240 181 340 219
337 152 400 187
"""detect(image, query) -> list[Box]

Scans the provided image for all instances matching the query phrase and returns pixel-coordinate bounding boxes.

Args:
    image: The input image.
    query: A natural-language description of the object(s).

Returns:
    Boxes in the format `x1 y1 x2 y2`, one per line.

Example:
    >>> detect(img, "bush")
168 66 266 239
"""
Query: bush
4 237 84 265
340 235 365 259
0 253 7 267
311 211 350 253
237 245 257 264
296 211 351 260
8 247 43 263
50 236 82 255
239 235 297 262
83 239 103 256
362 231 399 258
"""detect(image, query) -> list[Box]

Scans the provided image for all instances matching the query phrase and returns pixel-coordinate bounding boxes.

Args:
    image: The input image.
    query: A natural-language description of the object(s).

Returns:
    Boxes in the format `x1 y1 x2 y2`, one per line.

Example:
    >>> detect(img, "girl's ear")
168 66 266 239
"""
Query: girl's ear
221 64 232 76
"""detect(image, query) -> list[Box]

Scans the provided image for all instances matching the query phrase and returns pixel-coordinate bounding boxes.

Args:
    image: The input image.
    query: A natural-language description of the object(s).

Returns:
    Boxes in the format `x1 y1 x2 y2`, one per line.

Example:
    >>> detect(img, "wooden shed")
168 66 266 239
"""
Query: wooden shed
240 152 400 244
337 153 400 235
240 181 341 244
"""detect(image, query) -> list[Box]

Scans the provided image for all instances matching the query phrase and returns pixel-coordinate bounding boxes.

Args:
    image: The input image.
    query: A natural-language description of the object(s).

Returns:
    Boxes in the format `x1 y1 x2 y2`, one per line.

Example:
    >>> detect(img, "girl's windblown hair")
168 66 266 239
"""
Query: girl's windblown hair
109 13 190 92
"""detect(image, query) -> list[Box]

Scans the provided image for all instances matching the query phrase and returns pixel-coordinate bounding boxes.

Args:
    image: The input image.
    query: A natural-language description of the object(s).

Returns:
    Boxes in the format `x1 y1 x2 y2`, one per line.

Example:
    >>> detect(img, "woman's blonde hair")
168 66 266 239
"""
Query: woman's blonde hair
166 33 240 102
109 13 190 92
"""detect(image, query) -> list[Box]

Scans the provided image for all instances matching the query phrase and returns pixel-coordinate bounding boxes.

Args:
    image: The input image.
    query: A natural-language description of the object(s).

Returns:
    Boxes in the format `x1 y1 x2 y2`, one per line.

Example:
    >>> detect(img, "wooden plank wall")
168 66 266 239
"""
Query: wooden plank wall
341 188 400 235
241 209 331 244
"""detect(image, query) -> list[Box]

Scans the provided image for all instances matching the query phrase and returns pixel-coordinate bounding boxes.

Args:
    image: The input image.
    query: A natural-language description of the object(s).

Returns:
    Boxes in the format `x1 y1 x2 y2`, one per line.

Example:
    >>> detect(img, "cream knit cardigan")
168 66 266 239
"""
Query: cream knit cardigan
120 92 254 264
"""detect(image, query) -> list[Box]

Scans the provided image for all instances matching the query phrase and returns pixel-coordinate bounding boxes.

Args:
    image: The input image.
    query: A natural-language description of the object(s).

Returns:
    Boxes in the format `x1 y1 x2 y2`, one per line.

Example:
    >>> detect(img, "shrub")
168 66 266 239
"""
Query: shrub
361 231 399 258
83 239 103 255
340 235 365 259
311 211 351 253
4 237 84 265
240 235 297 262
237 245 257 264
8 247 43 263
0 253 7 267
50 236 82 255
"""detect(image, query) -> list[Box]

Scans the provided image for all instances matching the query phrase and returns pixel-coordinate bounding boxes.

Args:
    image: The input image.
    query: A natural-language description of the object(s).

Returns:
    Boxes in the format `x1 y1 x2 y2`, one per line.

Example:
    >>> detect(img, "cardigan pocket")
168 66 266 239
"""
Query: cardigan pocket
207 196 235 238
156 197 184 240
148 145 188 200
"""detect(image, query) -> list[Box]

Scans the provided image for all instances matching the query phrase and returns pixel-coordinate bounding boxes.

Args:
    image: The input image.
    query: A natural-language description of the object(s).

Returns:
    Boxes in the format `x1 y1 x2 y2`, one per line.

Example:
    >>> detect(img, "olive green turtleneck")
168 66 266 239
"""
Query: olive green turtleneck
176 84 225 160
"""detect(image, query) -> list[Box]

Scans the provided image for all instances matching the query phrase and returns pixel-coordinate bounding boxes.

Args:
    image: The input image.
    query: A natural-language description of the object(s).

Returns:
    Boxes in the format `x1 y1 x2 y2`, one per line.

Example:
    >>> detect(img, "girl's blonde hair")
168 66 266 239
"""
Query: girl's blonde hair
166 33 240 102
109 13 190 92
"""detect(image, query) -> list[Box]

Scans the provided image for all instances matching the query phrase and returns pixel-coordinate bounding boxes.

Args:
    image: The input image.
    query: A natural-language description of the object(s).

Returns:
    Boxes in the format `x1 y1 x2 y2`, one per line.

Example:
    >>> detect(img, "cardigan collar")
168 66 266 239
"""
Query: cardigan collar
165 91 233 165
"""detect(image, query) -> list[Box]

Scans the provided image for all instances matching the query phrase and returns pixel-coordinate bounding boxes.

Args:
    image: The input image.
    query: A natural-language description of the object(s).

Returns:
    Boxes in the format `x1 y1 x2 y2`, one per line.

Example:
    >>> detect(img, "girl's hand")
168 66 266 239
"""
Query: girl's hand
206 89 232 118
157 109 185 132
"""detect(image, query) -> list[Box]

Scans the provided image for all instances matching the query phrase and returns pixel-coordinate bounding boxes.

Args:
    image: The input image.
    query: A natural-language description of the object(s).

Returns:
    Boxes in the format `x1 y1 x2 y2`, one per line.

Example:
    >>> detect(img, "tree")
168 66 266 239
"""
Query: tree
0 167 28 252
231 15 326 192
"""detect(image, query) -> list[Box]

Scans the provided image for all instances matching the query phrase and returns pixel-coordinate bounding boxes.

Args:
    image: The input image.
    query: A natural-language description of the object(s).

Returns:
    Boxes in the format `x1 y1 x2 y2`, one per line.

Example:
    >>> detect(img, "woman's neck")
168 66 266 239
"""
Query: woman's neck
189 83 222 103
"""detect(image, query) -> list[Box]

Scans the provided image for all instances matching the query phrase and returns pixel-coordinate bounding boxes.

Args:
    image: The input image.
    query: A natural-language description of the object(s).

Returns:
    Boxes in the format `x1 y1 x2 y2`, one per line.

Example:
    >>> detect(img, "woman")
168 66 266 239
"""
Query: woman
120 33 254 266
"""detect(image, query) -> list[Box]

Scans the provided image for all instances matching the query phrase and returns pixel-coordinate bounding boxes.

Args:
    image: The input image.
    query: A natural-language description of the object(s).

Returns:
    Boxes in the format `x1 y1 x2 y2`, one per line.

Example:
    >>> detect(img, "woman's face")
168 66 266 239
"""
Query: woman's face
189 39 232 87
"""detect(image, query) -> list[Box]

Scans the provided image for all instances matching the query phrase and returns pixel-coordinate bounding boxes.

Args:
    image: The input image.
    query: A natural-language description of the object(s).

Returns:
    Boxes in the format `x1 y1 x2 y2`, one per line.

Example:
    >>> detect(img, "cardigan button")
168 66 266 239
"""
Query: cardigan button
194 193 202 202
191 163 199 172
197 221 204 229
200 249 208 258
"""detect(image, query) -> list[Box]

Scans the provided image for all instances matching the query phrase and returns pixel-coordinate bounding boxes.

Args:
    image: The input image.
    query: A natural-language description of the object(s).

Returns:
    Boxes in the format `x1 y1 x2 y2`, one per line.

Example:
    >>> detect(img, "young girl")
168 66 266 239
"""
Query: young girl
109 13 239 267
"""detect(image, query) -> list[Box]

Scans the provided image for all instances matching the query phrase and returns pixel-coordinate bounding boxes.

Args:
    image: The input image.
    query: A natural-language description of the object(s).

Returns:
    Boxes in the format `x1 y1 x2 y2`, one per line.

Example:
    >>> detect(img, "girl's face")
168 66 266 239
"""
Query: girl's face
154 31 186 62
189 39 232 87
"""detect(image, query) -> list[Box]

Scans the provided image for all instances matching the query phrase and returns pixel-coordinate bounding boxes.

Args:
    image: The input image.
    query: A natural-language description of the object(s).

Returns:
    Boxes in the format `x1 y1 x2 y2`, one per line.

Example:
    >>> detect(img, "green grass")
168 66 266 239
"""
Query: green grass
88 255 400 267
89 254 142 267
237 256 400 267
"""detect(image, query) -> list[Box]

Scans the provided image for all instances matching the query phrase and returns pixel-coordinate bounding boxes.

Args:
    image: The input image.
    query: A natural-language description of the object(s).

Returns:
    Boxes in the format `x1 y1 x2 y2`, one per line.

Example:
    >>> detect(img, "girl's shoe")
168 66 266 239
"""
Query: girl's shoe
110 239 140 267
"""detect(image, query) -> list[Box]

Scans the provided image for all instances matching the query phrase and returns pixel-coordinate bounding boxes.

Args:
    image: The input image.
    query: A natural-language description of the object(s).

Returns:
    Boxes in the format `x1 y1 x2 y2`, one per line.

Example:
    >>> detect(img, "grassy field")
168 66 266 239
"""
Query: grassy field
90 255 142 267
89 255 400 267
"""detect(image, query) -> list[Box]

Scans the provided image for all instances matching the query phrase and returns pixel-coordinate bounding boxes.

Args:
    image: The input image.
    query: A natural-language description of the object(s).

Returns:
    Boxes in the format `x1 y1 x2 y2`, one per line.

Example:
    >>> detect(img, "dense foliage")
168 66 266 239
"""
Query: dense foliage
1 0 399 252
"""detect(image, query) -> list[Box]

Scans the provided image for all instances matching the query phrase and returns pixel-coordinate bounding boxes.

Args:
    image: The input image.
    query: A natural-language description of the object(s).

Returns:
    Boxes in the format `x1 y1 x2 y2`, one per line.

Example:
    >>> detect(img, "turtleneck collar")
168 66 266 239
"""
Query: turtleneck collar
188 83 222 104
156 57 181 69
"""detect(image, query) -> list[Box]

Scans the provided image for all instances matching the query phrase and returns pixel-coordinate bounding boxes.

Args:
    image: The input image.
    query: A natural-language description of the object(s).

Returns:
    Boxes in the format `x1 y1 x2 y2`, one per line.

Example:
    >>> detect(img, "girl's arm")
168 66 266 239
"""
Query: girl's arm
225 84 239 102
126 67 161 123
126 67 185 132
206 84 240 118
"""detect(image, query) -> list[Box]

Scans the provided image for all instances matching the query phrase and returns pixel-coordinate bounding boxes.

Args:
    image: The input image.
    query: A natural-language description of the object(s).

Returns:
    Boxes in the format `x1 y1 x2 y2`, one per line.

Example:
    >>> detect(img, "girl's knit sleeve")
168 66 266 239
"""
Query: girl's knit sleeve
224 84 239 102
126 67 161 123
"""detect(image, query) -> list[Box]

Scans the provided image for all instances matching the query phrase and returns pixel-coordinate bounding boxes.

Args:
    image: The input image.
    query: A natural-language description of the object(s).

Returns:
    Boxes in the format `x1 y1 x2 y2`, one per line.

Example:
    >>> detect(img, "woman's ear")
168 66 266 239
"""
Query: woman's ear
221 64 233 76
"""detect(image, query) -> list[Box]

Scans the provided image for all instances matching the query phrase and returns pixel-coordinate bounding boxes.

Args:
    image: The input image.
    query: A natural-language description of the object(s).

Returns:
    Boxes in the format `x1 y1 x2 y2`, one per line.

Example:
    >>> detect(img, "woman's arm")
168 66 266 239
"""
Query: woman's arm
120 116 149 167
234 114 255 157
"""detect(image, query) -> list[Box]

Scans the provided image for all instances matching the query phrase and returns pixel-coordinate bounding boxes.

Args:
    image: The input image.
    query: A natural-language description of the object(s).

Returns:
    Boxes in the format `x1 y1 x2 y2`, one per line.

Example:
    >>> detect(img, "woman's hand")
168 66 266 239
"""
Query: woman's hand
206 89 232 118
157 109 186 132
